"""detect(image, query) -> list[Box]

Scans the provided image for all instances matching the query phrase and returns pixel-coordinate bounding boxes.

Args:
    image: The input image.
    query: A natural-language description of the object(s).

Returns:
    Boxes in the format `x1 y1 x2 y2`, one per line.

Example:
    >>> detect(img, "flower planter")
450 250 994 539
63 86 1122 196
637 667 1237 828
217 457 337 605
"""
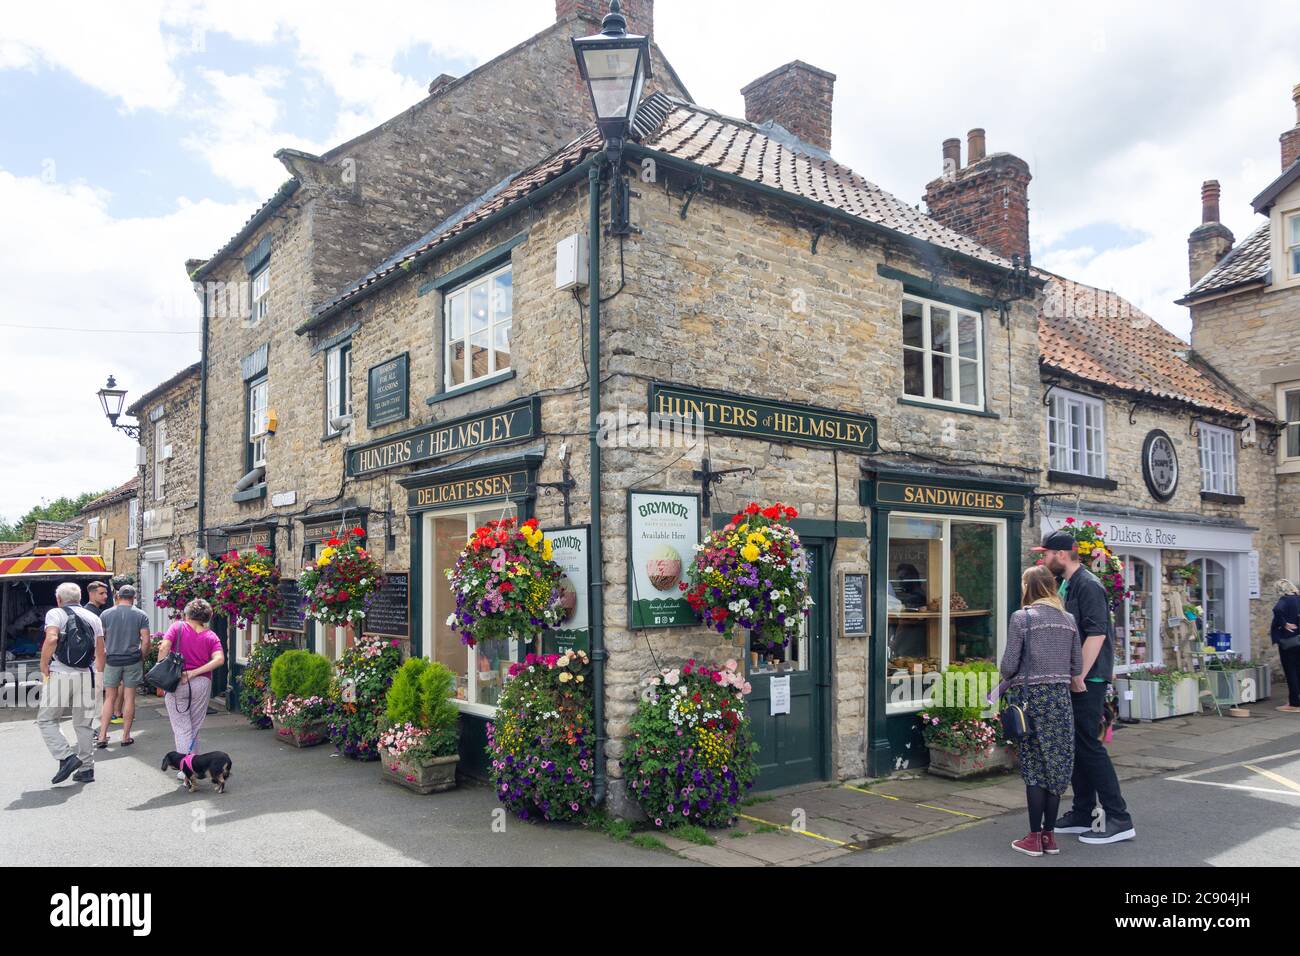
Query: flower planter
1115 676 1200 721
1205 666 1271 707
272 716 329 748
926 743 1018 779
381 752 459 794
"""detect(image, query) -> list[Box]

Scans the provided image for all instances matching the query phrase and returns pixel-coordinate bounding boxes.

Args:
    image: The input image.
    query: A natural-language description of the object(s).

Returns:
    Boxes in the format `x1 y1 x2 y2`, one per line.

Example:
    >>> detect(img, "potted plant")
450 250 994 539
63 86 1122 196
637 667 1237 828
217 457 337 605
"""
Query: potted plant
240 635 297 727
269 649 333 747
298 527 382 643
487 649 596 822
445 517 567 648
1204 658 1271 707
919 660 1016 778
213 546 282 628
378 658 460 794
682 502 811 655
1115 666 1200 720
326 635 402 760
622 659 759 828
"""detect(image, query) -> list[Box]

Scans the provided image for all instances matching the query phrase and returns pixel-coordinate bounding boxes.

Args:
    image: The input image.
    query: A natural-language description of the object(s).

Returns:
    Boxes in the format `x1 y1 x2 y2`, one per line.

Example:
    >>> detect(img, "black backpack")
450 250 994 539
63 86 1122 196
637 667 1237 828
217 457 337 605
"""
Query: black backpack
56 605 96 669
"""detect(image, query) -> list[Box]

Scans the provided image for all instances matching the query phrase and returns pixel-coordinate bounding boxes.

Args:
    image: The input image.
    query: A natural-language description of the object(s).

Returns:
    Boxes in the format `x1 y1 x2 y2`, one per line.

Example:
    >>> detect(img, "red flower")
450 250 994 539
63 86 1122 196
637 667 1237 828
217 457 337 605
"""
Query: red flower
500 581 515 593
351 527 365 537
783 506 798 519
711 607 728 622
523 518 539 530
744 503 761 516
761 505 781 520
326 537 342 547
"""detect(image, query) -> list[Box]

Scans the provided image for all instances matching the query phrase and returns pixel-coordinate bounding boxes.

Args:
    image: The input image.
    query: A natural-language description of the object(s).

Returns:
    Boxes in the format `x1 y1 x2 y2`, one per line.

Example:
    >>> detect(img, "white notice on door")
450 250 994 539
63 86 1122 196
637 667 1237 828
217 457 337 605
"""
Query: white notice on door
770 675 791 716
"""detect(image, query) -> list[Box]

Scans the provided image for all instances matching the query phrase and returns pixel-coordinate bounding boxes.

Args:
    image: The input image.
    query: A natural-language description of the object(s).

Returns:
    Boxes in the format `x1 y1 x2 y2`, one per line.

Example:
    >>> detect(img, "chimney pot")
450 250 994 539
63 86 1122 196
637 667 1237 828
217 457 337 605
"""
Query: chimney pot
942 138 961 176
1201 180 1221 224
428 73 456 96
741 60 837 153
967 128 986 164
1281 82 1300 170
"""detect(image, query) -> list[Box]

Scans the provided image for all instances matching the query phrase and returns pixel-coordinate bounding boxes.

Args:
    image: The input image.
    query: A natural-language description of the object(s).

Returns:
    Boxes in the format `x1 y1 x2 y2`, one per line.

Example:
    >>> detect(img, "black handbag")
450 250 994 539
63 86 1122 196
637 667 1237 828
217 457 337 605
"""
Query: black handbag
146 625 187 693
1000 607 1037 742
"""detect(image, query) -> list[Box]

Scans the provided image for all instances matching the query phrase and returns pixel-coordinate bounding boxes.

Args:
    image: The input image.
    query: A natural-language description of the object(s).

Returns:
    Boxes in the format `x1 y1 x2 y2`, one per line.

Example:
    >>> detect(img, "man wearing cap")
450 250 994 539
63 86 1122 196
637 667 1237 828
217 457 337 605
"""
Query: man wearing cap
1035 529 1136 845
96 585 150 753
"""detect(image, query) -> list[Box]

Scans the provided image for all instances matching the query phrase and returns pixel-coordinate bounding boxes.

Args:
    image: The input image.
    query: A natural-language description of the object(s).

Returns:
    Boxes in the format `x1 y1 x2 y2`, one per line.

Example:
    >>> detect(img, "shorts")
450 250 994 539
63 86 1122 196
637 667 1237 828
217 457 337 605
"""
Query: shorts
103 662 144 689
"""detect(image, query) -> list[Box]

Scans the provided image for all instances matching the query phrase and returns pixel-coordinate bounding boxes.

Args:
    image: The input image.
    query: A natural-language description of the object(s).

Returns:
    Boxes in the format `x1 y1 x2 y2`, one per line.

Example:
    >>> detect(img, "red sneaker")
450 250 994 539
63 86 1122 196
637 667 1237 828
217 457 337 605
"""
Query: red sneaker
1011 832 1044 857
1040 831 1060 855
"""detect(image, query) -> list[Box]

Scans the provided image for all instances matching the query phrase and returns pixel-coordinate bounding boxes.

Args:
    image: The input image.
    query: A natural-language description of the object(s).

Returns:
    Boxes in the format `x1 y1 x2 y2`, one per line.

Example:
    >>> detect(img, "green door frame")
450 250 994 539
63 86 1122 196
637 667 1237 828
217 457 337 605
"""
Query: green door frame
860 469 1032 778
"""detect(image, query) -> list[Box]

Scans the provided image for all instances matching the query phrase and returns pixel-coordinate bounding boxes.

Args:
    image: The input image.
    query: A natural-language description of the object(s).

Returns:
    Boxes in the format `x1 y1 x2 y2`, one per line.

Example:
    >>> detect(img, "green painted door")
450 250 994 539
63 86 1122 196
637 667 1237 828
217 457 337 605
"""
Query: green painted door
746 541 831 790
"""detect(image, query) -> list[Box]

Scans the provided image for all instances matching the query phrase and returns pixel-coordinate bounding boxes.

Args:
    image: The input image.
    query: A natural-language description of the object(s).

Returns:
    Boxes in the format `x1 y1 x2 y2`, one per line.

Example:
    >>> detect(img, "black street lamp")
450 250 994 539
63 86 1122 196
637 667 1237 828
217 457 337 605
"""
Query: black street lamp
573 0 651 236
97 375 139 438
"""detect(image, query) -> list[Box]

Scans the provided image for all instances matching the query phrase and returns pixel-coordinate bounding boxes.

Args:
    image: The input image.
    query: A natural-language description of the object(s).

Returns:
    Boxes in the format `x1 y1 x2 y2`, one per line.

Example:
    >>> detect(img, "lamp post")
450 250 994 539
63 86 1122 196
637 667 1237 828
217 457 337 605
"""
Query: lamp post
97 375 140 438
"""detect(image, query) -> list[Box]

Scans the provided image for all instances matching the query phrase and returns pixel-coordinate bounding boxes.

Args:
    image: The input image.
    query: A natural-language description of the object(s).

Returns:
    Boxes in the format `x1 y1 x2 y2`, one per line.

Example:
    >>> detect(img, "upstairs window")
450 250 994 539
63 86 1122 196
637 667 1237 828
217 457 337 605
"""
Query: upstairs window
128 498 139 549
1288 212 1300 280
325 342 353 436
1047 390 1106 477
250 265 270 323
1283 387 1300 460
444 263 512 389
153 418 167 501
1198 423 1237 495
901 294 984 410
248 377 269 469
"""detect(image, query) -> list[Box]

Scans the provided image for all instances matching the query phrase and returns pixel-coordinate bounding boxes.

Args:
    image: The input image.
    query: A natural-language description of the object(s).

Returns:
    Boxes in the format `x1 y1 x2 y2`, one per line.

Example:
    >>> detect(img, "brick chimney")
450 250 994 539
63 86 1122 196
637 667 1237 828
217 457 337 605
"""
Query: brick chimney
1188 179 1235 285
557 0 654 40
741 61 836 153
1281 82 1300 170
922 129 1031 262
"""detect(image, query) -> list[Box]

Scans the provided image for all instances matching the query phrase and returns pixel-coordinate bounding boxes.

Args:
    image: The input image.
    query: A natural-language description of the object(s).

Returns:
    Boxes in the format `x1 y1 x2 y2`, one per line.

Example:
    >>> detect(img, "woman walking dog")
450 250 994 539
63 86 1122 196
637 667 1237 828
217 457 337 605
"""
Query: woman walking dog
1000 565 1084 857
157 599 224 776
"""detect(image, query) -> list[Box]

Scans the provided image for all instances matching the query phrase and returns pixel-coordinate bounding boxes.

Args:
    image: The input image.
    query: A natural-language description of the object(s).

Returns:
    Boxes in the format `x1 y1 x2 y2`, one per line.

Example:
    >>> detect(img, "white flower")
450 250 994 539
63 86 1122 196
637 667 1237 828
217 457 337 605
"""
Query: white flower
445 614 456 626
770 589 781 601
778 604 787 613
662 669 680 686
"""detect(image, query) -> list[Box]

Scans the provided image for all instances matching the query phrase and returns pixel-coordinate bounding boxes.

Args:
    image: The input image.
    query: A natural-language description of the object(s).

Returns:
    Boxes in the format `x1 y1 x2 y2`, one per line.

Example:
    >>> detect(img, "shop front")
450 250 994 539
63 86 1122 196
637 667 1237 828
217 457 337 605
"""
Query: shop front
297 510 371 663
213 522 275 706
1039 508 1258 668
862 469 1031 775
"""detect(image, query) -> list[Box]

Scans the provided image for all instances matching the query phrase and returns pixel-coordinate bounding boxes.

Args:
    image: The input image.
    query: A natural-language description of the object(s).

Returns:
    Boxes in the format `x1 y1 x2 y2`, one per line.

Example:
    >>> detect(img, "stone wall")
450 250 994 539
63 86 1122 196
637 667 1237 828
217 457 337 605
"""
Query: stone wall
83 494 136 580
137 369 202 566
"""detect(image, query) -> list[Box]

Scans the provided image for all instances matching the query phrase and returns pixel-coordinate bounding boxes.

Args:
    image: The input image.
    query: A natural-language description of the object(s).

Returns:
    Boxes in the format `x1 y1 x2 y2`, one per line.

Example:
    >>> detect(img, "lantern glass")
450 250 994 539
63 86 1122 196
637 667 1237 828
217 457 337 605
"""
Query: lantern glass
578 44 645 121
97 379 126 420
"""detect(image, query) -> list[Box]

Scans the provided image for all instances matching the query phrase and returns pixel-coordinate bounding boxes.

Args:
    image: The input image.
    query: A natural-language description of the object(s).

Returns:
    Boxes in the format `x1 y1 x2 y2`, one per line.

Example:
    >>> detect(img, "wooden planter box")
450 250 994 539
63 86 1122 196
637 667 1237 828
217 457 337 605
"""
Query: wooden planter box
927 743 1018 779
1115 677 1200 721
272 716 329 748
1205 666 1271 706
380 752 459 794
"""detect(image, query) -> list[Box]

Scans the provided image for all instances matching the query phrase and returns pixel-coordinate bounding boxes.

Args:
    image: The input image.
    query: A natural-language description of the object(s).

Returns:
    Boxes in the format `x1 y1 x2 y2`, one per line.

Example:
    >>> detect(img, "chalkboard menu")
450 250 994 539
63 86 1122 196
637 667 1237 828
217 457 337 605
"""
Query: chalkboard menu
270 579 307 634
367 353 409 429
364 572 410 638
842 572 868 637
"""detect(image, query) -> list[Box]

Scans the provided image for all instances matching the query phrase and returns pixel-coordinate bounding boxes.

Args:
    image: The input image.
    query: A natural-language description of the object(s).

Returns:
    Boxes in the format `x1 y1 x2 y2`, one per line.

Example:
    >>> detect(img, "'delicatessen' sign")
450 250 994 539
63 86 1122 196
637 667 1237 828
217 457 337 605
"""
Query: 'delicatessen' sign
875 481 1025 516
649 383 877 453
346 397 539 477
407 470 530 511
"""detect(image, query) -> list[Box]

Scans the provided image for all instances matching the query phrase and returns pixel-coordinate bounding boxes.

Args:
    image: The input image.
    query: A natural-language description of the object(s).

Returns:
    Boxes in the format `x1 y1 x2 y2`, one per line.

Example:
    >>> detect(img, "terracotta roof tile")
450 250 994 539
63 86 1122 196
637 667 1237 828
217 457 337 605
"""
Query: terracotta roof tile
1039 275 1269 420
81 476 141 513
1181 221 1271 301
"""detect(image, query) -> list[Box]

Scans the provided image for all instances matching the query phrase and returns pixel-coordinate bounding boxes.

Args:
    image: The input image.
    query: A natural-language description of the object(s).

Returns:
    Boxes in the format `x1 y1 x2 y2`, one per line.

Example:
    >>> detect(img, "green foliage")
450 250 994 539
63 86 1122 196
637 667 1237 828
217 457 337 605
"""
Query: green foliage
242 637 297 727
385 657 430 726
631 834 667 851
671 824 715 846
381 658 459 759
417 661 459 736
926 660 999 722
270 649 333 700
0 489 112 541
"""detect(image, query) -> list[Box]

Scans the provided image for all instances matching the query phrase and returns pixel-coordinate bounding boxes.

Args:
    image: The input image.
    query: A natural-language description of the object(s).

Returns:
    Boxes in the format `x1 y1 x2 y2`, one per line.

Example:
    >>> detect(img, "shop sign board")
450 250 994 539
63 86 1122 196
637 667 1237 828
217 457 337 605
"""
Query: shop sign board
407 470 529 512
628 490 699 628
1046 516 1255 554
367 353 409 429
542 526 590 653
364 572 410 639
841 571 868 637
347 397 539 477
875 481 1025 516
649 383 877 453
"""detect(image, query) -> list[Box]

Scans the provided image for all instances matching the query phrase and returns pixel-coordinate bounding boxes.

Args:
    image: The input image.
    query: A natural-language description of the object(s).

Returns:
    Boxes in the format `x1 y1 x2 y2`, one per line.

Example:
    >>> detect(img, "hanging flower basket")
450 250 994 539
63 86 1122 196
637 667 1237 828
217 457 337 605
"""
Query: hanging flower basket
299 528 382 627
154 557 219 619
214 546 283 628
681 502 812 654
1055 518 1130 611
445 518 566 648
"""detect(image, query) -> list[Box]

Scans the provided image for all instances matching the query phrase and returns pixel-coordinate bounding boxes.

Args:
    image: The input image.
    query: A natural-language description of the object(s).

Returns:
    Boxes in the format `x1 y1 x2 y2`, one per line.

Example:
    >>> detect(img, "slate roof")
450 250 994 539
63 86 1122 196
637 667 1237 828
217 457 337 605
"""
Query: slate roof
1039 274 1269 420
81 476 141 514
1179 221 1271 303
307 93 1017 329
125 362 201 419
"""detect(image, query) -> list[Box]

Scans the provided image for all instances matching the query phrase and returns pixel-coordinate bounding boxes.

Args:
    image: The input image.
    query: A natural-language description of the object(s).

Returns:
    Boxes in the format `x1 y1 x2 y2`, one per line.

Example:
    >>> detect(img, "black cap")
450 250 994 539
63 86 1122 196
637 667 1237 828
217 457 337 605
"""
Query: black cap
1033 530 1077 552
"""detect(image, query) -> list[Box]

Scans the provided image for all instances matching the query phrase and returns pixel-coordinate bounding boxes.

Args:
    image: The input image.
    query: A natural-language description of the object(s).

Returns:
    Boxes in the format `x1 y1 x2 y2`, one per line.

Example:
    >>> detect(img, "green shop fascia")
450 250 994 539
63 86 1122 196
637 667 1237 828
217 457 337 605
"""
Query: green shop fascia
860 467 1031 776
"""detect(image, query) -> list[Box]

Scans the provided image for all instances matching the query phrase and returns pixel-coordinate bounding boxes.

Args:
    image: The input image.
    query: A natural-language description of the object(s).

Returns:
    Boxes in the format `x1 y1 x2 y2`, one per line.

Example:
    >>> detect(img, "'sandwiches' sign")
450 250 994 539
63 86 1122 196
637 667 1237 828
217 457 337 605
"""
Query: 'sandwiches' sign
876 481 1025 515
649 383 877 453
346 397 538 477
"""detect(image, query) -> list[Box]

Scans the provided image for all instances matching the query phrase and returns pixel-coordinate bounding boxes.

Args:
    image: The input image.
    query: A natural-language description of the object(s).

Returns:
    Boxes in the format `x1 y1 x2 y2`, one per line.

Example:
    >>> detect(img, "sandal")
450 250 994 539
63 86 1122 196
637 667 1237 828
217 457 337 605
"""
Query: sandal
120 737 135 746
95 739 108 749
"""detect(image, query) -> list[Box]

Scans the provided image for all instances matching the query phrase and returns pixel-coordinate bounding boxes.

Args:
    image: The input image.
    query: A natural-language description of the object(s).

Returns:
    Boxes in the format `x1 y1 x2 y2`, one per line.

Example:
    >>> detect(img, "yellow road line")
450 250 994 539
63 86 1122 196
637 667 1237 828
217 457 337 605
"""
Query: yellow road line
1244 763 1300 794
842 784 899 800
842 784 978 819
916 802 981 819
737 812 859 849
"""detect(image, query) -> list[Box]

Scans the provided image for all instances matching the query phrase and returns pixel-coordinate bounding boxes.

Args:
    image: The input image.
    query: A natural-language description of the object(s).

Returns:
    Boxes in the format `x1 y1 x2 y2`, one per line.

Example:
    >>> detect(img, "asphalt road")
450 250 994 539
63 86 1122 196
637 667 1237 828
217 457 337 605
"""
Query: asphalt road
0 698 687 867
824 731 1300 867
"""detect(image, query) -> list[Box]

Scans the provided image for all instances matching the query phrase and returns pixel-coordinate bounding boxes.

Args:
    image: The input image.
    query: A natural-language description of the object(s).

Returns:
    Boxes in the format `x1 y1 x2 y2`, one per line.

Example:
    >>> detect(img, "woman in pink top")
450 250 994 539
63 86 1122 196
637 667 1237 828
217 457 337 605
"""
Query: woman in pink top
158 598 225 758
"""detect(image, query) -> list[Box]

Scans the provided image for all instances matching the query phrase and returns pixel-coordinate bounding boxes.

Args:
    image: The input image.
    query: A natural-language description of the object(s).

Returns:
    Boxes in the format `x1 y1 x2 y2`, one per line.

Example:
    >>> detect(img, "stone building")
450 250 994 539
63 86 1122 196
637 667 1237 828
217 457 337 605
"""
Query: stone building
77 476 141 581
923 128 1284 677
1179 83 1300 589
126 362 201 633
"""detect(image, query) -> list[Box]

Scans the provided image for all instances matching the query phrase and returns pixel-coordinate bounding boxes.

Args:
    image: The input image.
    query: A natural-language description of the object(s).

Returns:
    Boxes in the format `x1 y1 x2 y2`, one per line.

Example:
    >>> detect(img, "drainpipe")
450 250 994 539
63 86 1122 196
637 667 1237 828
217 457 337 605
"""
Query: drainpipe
197 287 210 556
587 160 607 804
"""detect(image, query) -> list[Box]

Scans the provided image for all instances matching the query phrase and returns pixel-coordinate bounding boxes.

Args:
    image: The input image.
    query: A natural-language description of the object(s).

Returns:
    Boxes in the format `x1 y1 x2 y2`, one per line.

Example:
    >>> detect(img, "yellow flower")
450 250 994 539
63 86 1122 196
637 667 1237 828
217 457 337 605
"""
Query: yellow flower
741 544 760 562
542 541 553 561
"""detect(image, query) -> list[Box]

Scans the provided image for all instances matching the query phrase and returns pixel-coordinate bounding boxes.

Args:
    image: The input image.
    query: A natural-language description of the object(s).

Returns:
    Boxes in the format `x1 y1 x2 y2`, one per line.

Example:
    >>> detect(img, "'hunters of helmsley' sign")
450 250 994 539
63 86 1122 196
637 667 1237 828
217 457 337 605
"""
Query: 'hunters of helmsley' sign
649 383 878 453
346 397 539 477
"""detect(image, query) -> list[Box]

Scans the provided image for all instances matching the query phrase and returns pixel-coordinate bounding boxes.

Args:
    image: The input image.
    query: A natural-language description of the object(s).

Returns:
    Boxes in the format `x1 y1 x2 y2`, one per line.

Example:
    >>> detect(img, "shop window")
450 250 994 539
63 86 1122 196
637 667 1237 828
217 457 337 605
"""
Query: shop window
428 504 521 712
444 263 512 389
235 619 261 666
1115 556 1155 669
128 498 139 550
325 342 353 435
1197 423 1236 495
247 377 268 469
250 264 270 323
901 294 984 410
1281 387 1300 460
885 514 1004 712
1047 390 1106 477
153 418 168 501
1190 557 1227 635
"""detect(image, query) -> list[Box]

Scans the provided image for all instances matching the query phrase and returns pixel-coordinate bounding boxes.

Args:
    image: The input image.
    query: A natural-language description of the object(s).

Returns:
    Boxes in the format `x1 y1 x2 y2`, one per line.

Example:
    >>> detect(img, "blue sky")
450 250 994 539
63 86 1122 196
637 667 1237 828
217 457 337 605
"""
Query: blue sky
1 0 1297 519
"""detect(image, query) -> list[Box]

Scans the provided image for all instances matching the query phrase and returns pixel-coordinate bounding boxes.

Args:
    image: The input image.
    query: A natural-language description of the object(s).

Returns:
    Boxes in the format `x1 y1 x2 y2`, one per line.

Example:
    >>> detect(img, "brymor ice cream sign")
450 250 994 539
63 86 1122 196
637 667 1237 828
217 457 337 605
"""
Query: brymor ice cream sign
628 490 700 628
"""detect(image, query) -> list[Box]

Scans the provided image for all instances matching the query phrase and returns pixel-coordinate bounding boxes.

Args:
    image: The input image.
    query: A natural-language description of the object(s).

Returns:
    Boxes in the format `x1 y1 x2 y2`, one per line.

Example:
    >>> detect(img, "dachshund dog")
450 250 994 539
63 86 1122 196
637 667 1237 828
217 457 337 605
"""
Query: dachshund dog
160 751 233 793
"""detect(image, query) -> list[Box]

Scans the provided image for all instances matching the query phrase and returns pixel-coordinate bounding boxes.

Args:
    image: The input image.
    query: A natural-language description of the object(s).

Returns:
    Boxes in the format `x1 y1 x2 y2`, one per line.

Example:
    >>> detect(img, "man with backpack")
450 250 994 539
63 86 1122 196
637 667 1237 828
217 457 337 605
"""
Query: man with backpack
39 581 106 785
